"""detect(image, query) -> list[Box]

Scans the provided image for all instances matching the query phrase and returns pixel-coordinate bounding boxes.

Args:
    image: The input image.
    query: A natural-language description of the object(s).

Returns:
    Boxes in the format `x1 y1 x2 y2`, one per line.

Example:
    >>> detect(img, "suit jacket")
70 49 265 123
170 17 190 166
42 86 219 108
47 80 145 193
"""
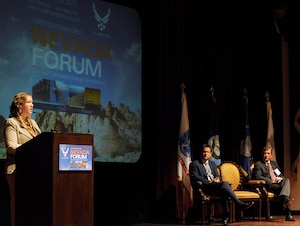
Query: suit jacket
189 159 221 186
252 159 284 186
4 117 41 174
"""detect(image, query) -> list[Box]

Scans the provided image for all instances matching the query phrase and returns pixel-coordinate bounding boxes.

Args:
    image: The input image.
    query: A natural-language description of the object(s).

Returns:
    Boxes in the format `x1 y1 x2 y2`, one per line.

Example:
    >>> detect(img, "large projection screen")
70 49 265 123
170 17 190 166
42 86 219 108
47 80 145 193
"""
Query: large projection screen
0 0 142 163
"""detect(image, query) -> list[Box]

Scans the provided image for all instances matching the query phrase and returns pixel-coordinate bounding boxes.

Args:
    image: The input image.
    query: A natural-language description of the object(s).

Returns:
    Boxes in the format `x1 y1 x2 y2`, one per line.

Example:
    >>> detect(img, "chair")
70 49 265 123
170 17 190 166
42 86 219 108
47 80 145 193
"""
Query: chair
240 162 271 220
261 188 295 221
261 187 278 220
249 162 287 221
219 161 262 222
189 180 222 224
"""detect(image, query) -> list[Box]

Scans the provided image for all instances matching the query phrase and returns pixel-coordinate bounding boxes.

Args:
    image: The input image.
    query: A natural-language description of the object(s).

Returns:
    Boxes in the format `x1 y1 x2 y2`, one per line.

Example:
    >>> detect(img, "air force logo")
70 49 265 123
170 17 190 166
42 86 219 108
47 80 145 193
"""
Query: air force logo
93 2 111 31
61 147 69 158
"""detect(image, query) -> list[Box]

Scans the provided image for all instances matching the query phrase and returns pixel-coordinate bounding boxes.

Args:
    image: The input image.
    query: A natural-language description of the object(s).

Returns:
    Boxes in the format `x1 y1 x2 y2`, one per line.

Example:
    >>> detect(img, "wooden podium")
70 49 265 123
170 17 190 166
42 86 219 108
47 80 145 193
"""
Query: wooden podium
15 132 94 226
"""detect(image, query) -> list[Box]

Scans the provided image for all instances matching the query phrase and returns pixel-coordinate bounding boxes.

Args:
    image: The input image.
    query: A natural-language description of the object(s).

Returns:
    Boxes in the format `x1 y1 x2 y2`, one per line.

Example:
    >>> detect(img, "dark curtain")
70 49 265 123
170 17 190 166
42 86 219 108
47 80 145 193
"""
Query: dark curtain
93 0 287 224
140 0 283 223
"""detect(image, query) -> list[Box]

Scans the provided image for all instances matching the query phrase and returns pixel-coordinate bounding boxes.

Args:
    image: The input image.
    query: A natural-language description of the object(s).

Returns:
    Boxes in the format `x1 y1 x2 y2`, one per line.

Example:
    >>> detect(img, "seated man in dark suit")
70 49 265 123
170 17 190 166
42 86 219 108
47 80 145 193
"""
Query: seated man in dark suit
252 144 295 221
189 144 254 226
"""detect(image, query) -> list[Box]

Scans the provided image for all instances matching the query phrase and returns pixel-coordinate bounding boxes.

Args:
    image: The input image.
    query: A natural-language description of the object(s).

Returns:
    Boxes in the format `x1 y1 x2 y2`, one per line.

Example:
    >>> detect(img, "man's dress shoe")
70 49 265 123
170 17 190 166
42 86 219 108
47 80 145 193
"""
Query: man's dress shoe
222 217 229 225
285 215 296 221
241 201 255 210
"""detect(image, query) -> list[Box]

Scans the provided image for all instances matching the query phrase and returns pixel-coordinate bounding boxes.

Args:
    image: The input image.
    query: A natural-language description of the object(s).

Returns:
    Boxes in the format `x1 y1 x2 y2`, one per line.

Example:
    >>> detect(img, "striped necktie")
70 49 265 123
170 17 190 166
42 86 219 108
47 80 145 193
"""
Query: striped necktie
267 162 276 180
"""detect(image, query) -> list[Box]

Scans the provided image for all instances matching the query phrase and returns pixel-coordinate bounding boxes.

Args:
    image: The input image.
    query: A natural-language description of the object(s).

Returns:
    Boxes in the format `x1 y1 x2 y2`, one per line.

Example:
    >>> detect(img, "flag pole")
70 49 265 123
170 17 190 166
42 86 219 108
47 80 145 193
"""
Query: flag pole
208 85 222 165
180 82 185 94
240 88 252 177
180 82 185 224
265 90 276 161
265 90 270 101
210 85 216 103
243 88 248 104
178 81 192 223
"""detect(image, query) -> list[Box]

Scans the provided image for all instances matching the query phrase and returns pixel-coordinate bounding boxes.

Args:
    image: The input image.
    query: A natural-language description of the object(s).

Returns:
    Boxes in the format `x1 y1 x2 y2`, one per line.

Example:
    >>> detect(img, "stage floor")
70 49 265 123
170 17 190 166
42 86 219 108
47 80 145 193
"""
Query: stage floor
131 215 299 226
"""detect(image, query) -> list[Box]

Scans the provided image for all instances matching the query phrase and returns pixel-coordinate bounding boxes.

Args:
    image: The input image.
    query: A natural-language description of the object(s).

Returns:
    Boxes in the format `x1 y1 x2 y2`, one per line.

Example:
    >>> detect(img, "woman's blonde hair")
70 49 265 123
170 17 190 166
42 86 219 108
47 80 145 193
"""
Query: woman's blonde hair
9 92 32 118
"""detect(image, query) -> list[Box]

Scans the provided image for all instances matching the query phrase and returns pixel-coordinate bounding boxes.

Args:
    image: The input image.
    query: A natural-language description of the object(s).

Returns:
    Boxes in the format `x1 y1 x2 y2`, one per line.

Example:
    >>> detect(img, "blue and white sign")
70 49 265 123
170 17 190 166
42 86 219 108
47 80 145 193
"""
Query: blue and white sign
59 144 93 171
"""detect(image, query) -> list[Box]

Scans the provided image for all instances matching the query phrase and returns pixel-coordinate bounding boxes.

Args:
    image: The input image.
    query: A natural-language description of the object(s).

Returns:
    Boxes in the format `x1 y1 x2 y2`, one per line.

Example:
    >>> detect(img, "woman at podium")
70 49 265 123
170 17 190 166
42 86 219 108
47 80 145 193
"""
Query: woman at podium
3 92 41 226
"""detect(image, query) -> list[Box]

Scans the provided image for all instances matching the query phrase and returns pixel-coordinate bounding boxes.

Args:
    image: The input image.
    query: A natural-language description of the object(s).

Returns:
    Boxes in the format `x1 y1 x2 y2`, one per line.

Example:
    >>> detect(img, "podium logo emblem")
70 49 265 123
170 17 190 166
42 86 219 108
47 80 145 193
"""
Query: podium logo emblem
61 147 69 158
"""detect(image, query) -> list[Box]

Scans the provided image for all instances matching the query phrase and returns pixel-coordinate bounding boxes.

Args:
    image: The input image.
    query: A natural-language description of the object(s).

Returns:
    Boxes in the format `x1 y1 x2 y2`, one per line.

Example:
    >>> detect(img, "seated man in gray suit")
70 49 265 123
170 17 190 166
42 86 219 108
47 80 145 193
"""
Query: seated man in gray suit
252 144 295 221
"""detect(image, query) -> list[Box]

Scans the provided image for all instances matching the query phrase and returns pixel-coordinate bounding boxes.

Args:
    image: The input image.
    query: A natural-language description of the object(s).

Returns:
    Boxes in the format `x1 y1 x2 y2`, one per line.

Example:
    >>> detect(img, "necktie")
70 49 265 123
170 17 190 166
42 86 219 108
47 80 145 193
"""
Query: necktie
204 162 214 181
267 162 276 180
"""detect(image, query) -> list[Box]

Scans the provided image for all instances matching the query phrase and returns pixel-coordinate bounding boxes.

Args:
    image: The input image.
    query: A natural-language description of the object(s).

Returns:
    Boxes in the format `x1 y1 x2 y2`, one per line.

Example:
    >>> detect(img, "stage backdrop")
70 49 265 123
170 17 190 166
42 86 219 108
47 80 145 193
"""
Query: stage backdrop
0 0 142 163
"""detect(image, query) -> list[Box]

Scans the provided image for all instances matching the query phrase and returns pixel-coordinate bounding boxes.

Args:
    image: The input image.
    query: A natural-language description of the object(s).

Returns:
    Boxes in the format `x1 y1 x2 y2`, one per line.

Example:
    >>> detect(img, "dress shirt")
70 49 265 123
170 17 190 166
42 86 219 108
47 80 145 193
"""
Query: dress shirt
203 161 214 182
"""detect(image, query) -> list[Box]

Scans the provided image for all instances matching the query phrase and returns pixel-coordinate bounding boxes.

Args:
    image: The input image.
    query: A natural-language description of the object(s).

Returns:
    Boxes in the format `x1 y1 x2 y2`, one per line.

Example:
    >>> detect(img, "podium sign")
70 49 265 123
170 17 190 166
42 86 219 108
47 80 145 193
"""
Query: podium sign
15 132 94 226
59 144 93 171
